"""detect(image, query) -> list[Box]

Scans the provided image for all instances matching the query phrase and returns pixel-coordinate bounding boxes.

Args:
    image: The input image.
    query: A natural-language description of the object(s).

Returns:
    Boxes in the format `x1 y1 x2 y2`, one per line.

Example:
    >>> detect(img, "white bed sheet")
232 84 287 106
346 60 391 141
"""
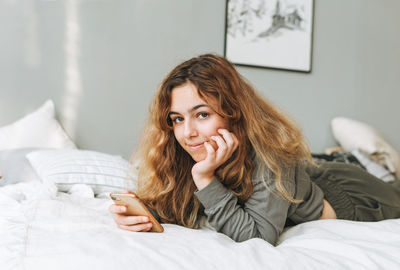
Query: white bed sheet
1 181 399 270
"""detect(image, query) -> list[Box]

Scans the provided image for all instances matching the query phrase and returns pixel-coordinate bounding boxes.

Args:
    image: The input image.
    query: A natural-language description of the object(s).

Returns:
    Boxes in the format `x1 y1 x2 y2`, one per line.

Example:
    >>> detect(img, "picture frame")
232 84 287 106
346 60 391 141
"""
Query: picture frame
224 0 314 73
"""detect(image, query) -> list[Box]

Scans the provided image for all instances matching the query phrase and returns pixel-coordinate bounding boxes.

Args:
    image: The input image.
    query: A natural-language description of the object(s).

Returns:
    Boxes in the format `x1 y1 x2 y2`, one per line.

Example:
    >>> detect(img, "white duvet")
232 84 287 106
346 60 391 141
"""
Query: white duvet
1 181 399 270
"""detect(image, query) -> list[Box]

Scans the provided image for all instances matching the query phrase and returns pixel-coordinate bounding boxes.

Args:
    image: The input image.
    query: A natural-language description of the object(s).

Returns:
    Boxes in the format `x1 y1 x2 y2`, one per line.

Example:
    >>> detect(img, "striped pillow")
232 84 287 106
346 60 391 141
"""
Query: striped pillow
27 149 137 195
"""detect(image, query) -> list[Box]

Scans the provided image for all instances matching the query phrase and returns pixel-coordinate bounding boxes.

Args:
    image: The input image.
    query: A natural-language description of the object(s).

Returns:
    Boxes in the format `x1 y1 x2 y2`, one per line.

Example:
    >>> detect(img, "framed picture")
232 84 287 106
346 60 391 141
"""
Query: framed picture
224 0 314 72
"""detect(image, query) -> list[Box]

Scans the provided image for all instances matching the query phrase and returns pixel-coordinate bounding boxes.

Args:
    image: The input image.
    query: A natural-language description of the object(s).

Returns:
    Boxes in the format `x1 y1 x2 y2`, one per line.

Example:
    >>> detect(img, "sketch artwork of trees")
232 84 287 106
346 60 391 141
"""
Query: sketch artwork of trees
225 0 314 72
227 0 308 40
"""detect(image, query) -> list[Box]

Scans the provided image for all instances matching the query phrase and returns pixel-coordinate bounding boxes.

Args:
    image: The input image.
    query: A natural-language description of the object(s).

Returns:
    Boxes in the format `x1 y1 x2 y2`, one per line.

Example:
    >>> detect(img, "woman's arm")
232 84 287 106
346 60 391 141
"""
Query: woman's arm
190 129 291 245
194 175 291 245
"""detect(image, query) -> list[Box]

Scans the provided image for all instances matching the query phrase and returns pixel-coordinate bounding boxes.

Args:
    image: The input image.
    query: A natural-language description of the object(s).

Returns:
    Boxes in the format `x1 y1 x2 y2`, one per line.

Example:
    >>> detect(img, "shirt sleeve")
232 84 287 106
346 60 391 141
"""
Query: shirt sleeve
287 163 324 223
194 170 291 245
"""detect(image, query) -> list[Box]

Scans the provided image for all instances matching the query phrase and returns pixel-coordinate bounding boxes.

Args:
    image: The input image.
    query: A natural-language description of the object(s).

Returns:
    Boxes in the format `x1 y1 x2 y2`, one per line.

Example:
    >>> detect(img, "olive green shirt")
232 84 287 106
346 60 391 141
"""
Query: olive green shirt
194 161 324 245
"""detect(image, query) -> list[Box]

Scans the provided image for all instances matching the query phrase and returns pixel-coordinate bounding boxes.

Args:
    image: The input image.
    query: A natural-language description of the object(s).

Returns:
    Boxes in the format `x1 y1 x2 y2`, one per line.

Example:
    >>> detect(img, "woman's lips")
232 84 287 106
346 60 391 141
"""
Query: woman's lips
188 142 204 150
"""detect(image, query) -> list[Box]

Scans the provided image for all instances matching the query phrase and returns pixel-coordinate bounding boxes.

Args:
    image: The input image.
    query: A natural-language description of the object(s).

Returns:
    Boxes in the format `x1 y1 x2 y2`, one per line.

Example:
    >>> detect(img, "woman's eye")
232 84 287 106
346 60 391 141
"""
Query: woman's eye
198 112 209 119
173 117 184 123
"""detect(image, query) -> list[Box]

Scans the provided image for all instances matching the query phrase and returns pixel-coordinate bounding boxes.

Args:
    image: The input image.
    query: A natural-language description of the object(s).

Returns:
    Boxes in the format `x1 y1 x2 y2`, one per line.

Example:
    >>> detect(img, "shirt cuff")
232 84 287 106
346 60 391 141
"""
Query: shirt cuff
194 178 232 209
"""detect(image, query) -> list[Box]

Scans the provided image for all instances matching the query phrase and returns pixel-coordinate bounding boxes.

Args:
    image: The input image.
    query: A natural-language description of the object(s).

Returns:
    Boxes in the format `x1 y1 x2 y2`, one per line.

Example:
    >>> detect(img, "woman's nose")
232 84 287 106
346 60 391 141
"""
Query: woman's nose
183 120 197 138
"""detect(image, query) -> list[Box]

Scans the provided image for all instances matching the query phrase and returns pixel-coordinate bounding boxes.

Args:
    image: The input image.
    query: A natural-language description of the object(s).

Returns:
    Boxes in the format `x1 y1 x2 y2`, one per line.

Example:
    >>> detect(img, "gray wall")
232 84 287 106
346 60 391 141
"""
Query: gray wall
1 0 399 159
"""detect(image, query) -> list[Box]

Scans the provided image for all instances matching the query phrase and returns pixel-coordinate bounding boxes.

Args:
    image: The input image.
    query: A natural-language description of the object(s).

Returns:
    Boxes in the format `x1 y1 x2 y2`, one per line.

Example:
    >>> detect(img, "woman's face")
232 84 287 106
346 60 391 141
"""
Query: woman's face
169 82 229 162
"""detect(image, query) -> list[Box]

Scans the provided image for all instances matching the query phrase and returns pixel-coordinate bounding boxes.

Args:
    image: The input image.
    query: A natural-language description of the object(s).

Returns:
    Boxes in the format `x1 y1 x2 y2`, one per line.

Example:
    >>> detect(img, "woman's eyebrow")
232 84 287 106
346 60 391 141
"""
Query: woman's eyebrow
169 104 208 115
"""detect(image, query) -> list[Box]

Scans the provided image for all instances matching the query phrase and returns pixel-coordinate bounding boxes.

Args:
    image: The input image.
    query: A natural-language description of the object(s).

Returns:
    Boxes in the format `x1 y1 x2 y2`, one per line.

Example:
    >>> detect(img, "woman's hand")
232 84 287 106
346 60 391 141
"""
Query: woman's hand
191 129 239 190
108 190 153 232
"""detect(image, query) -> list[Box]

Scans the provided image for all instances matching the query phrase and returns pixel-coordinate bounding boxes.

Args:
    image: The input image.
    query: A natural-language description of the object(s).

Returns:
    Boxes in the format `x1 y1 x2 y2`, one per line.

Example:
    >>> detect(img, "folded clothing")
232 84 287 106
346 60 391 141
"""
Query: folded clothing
351 150 396 182
312 150 396 182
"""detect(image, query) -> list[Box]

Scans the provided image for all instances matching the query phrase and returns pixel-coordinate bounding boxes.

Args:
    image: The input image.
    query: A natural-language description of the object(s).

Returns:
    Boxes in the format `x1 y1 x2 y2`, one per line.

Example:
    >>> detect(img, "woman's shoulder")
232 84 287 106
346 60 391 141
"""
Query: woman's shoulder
252 152 306 178
251 154 301 194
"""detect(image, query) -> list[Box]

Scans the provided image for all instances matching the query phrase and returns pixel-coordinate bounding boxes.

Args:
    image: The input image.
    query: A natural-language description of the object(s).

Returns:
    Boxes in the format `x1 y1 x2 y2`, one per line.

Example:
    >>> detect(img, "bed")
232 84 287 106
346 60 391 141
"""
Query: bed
1 100 400 270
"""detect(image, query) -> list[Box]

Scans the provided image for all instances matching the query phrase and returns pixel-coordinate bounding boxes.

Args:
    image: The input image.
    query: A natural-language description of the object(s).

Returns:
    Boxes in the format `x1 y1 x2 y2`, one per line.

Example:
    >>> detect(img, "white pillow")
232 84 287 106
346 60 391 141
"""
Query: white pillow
331 117 400 179
0 100 76 150
26 149 137 195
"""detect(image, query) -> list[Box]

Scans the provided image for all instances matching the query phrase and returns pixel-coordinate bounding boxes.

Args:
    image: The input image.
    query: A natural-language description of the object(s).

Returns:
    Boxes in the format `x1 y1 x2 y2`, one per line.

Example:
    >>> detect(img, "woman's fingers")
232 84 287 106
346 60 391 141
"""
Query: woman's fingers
109 204 152 232
113 214 149 226
192 129 239 182
204 141 216 160
118 222 153 232
217 129 234 148
218 129 239 151
211 135 227 157
112 214 152 231
209 129 239 163
109 204 127 214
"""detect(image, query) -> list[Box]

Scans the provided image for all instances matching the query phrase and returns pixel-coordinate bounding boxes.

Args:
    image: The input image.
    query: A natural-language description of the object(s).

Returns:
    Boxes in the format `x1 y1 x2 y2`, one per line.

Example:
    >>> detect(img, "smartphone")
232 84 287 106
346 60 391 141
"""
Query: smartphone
110 192 164 233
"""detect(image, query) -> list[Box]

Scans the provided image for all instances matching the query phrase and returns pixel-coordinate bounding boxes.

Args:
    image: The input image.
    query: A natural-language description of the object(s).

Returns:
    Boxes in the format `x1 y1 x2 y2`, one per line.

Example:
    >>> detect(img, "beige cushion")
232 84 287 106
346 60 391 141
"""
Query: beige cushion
331 117 400 179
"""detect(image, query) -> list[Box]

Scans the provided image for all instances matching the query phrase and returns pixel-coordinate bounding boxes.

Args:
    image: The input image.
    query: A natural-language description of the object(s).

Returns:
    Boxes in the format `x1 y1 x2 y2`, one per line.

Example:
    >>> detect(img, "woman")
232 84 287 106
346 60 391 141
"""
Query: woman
109 54 400 245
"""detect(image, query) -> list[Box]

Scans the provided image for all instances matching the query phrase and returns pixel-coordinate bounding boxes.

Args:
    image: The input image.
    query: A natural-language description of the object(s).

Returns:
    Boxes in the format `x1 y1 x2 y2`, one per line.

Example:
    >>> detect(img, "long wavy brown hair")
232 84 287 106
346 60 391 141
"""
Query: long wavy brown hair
133 54 311 228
